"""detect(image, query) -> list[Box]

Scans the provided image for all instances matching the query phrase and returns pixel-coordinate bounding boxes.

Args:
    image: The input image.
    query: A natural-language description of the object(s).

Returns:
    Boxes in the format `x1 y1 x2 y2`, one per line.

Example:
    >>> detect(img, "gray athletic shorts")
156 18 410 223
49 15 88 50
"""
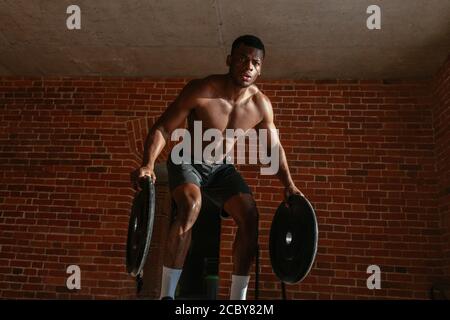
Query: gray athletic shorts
166 157 252 208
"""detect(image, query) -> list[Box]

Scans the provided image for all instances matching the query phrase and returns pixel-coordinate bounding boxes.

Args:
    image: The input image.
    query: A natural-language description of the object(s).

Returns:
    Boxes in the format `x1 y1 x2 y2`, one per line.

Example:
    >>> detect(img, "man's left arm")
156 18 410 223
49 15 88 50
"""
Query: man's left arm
256 95 304 201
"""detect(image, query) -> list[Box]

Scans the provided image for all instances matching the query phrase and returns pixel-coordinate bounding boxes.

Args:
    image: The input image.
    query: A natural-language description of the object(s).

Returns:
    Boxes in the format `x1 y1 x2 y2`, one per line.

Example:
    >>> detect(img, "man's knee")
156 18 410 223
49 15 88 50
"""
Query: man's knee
175 196 202 234
235 196 258 222
234 200 259 247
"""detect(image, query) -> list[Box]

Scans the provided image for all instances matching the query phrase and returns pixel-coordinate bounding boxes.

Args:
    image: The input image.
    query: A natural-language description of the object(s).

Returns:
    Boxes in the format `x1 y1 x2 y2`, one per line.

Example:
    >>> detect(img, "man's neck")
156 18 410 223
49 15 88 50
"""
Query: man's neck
223 74 253 103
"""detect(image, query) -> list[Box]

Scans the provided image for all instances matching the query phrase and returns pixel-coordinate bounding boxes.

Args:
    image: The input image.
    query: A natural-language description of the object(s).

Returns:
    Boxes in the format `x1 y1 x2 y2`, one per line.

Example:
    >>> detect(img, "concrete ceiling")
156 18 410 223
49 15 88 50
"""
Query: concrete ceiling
0 0 449 79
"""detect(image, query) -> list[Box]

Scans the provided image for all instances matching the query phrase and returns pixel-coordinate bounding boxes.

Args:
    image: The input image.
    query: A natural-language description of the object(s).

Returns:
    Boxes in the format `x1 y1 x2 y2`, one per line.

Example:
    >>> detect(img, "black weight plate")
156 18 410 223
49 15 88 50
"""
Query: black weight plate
126 177 156 277
269 195 318 284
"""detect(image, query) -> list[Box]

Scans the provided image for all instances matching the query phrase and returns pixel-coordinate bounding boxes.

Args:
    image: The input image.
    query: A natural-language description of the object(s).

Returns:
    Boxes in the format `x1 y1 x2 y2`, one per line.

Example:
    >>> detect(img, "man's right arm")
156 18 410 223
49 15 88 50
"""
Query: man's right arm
137 80 198 182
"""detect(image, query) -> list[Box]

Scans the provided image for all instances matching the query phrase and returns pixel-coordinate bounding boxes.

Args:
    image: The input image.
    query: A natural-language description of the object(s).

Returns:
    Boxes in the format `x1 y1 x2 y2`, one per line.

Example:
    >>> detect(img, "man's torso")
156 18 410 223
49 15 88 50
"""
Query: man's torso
183 74 267 160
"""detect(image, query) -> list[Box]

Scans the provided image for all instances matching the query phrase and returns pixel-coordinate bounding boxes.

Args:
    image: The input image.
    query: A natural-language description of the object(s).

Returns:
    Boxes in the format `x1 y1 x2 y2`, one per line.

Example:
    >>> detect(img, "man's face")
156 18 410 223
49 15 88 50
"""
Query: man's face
227 44 264 87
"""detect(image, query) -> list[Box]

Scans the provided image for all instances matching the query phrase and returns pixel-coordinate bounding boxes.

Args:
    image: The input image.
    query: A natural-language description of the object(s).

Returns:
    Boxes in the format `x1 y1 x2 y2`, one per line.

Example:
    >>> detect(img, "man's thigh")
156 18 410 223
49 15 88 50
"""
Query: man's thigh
203 164 253 208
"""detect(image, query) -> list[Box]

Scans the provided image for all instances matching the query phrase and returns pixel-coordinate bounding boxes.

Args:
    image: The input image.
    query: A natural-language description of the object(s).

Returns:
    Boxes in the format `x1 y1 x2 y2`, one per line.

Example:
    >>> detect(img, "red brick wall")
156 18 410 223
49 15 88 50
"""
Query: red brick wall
0 78 181 299
432 56 450 278
0 70 447 299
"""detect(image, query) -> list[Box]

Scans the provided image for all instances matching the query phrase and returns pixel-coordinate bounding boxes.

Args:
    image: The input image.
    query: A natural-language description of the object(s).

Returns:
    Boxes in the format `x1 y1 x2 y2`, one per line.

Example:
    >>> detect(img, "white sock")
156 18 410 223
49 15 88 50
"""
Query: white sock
230 275 250 300
159 266 182 299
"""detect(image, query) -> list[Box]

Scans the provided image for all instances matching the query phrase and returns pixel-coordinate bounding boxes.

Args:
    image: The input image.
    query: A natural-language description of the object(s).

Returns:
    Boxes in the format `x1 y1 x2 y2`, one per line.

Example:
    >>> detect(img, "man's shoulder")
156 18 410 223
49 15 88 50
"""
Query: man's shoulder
252 89 272 109
184 75 222 97
249 89 273 122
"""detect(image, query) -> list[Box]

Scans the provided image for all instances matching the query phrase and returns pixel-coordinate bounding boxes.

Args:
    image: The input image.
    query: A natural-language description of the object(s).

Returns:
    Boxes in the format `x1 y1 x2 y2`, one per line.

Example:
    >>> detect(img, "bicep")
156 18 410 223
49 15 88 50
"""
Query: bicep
256 100 280 146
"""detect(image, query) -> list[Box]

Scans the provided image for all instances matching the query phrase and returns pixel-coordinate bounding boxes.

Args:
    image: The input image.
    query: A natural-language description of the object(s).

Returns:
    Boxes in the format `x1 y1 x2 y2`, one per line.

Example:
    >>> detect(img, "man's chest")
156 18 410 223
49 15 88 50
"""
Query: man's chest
193 98 263 132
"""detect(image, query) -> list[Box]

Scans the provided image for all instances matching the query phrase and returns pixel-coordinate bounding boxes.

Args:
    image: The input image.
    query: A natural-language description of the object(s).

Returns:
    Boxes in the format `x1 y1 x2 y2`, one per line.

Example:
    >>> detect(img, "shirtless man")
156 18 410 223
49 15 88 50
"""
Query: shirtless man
133 35 303 300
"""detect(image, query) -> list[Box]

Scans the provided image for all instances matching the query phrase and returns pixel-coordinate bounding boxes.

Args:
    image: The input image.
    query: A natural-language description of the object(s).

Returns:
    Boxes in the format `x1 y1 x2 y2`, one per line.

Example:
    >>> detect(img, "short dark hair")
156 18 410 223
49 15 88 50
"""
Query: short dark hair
231 35 265 57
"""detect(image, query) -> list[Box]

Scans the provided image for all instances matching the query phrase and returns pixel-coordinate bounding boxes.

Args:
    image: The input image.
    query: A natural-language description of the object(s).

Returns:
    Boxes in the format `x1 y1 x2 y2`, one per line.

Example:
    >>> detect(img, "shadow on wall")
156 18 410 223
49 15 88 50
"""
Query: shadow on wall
136 163 221 300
